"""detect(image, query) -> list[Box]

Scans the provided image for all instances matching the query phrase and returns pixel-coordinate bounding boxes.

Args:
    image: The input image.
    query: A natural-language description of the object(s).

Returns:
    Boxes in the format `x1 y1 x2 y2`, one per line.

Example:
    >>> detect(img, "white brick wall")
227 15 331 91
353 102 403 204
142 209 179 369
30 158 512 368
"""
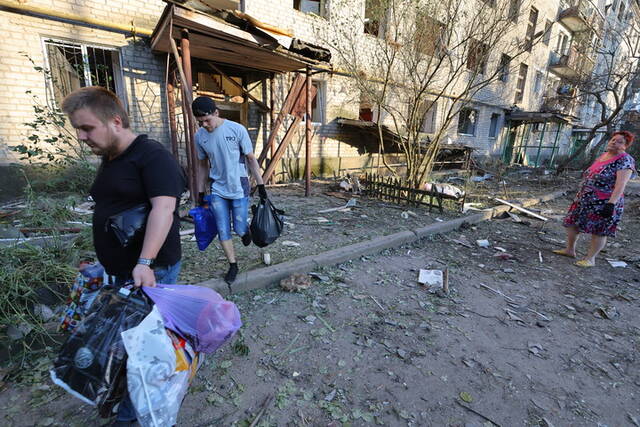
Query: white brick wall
0 0 167 164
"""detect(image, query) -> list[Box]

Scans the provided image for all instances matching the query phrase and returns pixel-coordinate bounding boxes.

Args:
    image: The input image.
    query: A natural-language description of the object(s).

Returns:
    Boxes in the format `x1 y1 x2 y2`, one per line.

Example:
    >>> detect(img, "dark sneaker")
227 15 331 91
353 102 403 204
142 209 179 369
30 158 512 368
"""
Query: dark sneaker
224 263 239 284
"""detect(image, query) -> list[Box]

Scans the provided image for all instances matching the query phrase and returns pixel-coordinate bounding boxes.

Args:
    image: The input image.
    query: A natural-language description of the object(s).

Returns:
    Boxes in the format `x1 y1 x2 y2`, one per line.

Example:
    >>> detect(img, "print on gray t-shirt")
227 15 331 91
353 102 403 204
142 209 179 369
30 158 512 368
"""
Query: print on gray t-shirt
195 120 254 199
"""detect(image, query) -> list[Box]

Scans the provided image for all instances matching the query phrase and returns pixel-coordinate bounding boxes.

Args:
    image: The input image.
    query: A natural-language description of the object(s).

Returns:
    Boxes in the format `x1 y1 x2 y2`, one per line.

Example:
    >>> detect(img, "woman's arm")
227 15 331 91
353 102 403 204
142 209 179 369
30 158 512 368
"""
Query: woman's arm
608 169 633 204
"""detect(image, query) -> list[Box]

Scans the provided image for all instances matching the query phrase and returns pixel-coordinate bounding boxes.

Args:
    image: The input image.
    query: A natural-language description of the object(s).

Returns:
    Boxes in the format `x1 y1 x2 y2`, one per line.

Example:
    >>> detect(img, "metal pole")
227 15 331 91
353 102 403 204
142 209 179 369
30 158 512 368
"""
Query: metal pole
549 122 563 166
267 76 276 185
534 121 547 168
305 66 312 197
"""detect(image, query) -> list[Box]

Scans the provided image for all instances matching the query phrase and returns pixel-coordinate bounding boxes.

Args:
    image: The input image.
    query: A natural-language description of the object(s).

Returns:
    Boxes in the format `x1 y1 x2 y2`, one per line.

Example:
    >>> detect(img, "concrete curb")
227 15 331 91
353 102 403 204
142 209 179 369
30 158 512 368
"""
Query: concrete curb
197 189 569 296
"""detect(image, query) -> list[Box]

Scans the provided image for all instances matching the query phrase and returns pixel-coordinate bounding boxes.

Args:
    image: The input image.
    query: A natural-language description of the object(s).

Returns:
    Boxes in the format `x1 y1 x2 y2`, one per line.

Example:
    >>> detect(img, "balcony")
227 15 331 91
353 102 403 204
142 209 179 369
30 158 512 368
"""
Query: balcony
558 0 603 33
548 48 595 79
540 88 578 116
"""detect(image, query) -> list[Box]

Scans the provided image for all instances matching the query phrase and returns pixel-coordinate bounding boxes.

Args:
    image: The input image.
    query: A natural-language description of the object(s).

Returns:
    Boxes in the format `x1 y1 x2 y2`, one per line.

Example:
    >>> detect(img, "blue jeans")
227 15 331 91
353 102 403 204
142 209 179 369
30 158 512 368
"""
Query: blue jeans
115 261 181 421
209 194 249 241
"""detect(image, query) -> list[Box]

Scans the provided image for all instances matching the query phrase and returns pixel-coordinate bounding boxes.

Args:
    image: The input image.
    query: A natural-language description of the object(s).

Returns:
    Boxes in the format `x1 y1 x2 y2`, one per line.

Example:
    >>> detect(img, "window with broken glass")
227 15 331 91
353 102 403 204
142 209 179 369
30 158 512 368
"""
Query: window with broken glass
293 0 327 17
415 14 446 58
457 108 478 136
498 54 511 82
364 0 385 36
43 39 124 108
524 7 538 52
467 39 489 74
514 63 528 104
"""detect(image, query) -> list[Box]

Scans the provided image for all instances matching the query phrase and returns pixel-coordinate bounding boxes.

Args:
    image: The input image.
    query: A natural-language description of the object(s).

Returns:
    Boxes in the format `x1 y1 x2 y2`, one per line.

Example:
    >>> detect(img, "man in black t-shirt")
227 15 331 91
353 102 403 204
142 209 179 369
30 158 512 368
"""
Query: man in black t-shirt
62 87 185 425
62 86 184 289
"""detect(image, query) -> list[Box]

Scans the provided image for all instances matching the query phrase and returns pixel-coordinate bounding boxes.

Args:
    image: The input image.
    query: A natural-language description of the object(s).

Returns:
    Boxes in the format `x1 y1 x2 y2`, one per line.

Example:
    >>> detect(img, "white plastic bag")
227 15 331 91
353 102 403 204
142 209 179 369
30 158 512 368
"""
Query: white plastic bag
121 306 190 427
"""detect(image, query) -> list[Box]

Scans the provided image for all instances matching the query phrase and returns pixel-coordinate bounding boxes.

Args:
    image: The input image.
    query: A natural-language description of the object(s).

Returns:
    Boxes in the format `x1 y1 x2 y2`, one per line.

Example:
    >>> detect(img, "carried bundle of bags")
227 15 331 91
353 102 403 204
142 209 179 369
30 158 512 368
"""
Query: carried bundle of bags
51 282 241 425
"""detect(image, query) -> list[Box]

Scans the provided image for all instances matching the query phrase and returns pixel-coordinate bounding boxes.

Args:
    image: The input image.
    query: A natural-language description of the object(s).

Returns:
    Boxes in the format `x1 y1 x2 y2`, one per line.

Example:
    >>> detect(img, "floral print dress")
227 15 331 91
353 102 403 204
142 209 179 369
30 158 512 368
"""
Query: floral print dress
563 152 636 237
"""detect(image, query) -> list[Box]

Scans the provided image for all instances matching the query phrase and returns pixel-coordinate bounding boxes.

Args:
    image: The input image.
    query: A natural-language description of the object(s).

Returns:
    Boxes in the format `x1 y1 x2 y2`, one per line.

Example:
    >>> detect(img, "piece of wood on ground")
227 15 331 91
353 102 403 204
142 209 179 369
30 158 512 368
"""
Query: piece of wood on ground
494 198 548 221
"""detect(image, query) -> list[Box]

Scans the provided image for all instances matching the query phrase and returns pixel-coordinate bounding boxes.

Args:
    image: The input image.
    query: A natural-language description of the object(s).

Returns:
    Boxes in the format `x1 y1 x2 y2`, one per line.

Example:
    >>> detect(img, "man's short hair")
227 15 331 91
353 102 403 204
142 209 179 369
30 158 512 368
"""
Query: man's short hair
61 86 130 128
192 96 217 117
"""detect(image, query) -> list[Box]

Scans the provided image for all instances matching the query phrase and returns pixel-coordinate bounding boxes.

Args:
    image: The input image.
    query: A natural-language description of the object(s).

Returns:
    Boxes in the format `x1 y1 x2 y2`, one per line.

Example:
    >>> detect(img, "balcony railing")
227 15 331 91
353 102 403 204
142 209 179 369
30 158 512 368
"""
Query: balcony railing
558 0 603 33
549 48 595 79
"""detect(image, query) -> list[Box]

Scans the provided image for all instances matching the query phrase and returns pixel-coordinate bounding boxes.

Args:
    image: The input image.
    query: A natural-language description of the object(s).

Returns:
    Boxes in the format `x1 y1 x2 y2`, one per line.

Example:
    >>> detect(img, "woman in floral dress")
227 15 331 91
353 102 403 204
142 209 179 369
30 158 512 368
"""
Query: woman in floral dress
554 131 636 267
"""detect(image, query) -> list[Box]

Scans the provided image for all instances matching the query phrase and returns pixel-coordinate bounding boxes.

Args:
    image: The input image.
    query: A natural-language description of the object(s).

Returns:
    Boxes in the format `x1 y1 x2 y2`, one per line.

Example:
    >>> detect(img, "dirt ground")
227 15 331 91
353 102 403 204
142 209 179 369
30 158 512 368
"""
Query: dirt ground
2 174 639 426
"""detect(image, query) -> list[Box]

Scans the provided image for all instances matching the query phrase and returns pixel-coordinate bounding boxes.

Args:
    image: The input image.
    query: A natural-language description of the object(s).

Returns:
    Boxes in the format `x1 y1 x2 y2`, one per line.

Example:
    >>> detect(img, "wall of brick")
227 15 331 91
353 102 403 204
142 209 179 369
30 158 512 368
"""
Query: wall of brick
0 0 167 164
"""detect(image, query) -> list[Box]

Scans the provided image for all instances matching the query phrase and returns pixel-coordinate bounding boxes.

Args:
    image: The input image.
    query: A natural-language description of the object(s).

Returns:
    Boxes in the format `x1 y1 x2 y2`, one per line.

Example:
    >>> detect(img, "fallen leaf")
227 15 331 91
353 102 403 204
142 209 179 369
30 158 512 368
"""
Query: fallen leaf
459 391 473 403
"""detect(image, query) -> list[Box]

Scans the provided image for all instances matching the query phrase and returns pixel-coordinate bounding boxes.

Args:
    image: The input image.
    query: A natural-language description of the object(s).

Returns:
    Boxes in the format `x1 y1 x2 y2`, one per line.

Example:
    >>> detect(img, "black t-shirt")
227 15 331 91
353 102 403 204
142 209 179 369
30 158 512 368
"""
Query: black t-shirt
90 135 185 276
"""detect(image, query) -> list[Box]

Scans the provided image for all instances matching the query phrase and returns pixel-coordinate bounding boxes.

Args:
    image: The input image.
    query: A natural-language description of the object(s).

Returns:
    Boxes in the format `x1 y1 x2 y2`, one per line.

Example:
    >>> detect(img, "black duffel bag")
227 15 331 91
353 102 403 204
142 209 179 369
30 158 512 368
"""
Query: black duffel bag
250 198 284 248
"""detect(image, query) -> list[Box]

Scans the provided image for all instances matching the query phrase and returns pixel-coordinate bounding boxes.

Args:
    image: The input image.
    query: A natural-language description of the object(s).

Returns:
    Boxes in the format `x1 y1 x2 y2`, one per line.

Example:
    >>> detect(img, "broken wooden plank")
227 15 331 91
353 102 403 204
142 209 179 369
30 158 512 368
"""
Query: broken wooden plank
494 198 548 221
205 62 270 111
261 115 303 182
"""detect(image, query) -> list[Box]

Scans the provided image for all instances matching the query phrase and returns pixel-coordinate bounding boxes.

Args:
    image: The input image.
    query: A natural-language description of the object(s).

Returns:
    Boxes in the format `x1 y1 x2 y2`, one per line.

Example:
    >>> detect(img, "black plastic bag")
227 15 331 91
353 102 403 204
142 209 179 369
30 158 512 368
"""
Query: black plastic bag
50 286 152 417
105 203 149 248
250 198 284 248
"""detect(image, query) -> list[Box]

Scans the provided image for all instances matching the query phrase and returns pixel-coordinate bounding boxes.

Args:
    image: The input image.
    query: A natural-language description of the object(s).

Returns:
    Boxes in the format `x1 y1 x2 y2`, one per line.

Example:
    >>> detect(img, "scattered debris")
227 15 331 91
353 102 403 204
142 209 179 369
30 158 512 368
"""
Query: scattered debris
179 228 195 236
528 342 544 356
281 240 301 247
607 259 628 268
476 239 490 248
400 210 418 219
494 198 549 221
309 272 330 282
318 199 357 213
280 274 312 292
471 173 493 182
370 295 385 310
263 253 271 265
418 269 443 288
594 306 620 320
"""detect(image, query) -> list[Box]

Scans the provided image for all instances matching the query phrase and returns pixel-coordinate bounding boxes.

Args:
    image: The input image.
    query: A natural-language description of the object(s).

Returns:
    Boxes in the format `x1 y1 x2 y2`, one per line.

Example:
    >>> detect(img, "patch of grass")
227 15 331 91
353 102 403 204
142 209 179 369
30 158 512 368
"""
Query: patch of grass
0 241 78 364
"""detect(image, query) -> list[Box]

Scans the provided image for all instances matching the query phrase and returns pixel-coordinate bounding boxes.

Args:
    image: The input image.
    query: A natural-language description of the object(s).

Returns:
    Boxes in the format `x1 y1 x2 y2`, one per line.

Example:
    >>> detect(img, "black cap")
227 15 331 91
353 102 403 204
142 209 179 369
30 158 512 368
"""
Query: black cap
192 96 217 117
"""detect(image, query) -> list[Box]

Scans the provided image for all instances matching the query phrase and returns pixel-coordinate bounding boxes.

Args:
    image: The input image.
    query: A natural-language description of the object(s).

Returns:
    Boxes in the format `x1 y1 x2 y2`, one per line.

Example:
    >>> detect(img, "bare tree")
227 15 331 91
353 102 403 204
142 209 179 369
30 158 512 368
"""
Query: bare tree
555 6 640 172
320 0 540 185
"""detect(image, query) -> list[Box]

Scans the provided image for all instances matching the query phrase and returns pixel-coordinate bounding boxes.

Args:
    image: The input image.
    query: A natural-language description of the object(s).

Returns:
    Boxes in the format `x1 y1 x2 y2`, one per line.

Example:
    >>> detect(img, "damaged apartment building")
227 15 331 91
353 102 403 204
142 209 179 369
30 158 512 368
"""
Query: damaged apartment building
1 0 639 194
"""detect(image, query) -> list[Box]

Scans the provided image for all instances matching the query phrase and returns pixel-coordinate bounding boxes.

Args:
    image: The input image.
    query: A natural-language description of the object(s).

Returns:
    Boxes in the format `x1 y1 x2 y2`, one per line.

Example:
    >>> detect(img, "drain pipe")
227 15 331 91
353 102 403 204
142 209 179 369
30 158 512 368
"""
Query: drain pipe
0 0 154 37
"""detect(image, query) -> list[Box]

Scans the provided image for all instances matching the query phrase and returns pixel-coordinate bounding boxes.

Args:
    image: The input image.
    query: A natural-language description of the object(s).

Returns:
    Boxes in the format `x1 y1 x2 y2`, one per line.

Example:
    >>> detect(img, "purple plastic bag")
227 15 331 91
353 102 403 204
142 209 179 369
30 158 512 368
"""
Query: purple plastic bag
142 284 241 354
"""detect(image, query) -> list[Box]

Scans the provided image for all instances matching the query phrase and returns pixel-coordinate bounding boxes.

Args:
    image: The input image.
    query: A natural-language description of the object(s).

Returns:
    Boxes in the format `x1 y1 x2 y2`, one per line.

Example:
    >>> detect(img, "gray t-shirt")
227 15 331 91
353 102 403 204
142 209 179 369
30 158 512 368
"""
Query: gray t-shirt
195 120 254 199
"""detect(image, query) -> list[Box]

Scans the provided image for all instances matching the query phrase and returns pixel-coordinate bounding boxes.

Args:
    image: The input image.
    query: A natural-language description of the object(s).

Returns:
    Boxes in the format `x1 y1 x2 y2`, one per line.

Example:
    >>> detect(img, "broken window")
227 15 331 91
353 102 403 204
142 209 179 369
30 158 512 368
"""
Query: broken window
542 20 552 45
293 0 326 17
514 63 528 104
421 100 438 134
489 113 501 138
533 70 544 94
498 54 511 82
302 80 325 124
467 39 489 74
524 7 538 52
416 14 446 58
457 108 478 136
364 0 385 36
508 0 520 22
43 39 123 108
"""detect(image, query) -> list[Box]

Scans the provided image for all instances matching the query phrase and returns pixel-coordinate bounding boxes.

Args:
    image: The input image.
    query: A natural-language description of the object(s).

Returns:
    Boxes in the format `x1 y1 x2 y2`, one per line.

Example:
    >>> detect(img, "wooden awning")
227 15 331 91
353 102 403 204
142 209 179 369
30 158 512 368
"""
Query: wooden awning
151 2 316 73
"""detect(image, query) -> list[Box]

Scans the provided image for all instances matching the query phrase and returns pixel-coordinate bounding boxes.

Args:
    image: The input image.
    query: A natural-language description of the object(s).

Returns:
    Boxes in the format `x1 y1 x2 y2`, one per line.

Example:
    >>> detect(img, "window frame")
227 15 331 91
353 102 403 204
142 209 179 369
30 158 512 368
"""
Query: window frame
293 0 327 17
467 39 489 75
41 37 126 109
498 54 511 82
542 20 553 46
301 80 326 125
514 63 528 104
457 107 478 136
524 7 539 52
421 100 438 134
488 113 501 139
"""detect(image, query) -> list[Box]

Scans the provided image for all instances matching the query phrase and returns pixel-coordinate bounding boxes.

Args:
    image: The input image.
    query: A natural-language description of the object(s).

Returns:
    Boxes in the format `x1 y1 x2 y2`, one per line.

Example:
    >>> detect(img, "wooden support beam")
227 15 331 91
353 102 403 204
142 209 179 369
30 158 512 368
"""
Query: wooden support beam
262 116 303 183
257 74 306 166
205 62 270 112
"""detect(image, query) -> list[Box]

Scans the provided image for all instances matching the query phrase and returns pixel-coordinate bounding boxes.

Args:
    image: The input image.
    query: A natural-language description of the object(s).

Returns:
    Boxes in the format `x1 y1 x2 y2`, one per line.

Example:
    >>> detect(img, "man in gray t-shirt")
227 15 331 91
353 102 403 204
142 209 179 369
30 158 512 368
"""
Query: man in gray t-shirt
193 96 266 284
